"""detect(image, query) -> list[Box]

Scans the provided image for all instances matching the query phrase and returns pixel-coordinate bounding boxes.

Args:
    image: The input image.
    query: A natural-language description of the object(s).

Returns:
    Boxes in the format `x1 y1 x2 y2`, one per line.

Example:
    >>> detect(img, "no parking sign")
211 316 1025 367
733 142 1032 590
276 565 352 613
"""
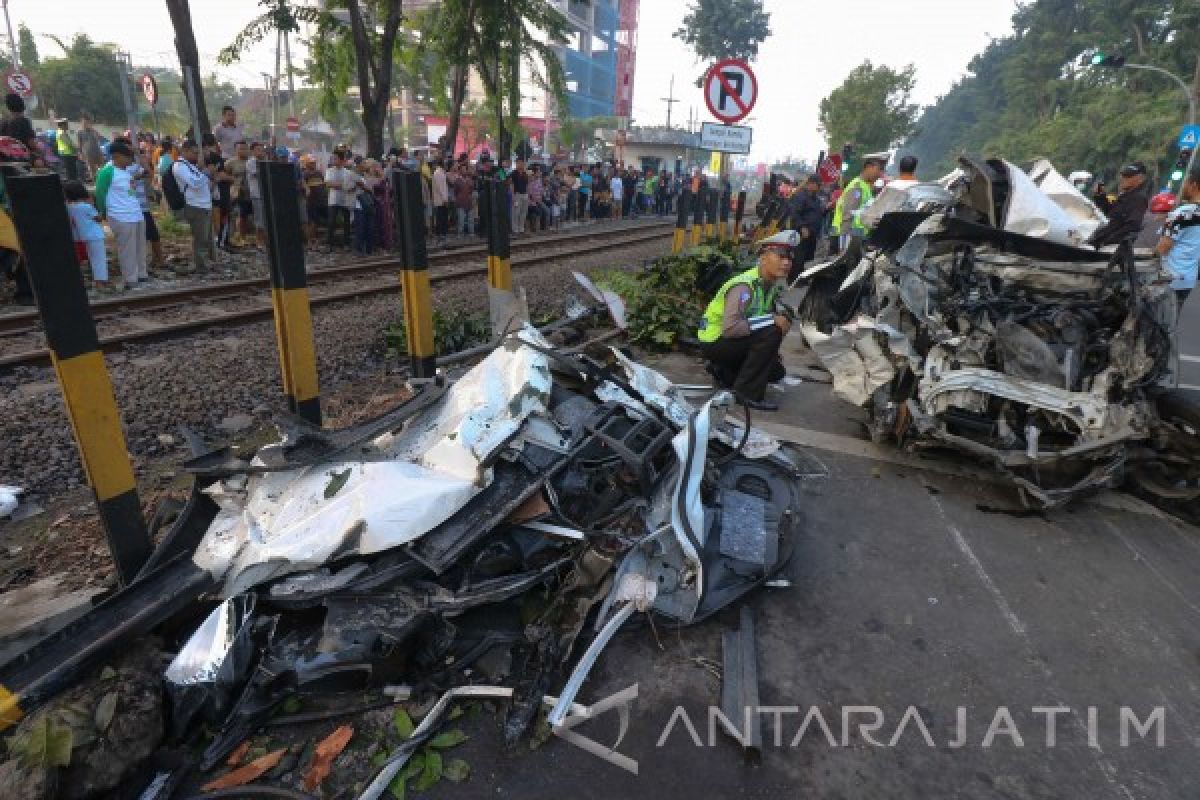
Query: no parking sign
704 59 757 124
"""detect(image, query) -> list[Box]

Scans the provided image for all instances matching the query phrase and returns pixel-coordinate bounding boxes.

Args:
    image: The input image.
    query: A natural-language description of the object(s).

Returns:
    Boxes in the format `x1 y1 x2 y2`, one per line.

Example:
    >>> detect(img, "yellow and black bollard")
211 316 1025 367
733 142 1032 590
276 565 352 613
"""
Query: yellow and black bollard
715 187 724 241
734 190 747 242
672 188 691 254
690 186 706 247
261 161 321 424
393 170 436 377
700 188 710 241
7 173 151 586
483 177 519 336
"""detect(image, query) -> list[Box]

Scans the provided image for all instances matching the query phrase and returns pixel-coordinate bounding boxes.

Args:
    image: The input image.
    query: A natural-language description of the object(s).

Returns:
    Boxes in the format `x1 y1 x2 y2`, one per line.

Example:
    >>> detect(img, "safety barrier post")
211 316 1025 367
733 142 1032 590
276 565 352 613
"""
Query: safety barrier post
734 190 747 242
672 188 691 254
700 189 710 239
393 170 436 378
261 161 321 424
767 197 782 236
484 177 521 336
718 188 731 242
7 174 151 586
690 186 706 247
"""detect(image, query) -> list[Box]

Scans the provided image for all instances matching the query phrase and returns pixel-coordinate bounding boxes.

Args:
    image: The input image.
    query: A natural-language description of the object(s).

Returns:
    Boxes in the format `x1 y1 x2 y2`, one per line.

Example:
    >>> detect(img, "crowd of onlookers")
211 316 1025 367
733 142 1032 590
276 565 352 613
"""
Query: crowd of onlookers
0 99 696 300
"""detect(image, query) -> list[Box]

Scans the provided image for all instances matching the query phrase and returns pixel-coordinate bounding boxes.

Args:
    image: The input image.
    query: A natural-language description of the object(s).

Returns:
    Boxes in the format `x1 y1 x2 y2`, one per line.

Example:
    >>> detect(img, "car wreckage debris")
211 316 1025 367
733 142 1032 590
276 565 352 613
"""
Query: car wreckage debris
0 324 806 796
720 605 763 763
795 156 1200 513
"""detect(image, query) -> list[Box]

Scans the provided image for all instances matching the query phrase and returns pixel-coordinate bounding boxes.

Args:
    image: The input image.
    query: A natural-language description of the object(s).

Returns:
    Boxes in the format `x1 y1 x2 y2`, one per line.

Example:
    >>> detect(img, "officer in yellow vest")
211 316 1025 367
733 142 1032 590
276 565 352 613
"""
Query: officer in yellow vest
832 154 887 249
697 229 798 411
55 118 80 182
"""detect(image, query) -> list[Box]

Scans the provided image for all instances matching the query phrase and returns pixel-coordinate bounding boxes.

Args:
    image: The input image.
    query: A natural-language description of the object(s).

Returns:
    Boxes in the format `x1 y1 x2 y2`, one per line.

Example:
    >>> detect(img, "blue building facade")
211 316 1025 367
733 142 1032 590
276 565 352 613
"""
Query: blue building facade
558 0 630 119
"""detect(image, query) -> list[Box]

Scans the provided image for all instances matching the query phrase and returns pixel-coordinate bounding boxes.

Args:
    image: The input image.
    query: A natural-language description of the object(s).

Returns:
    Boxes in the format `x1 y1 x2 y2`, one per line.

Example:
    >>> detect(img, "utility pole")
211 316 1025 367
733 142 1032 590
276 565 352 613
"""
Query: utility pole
114 51 138 141
1 0 18 69
262 73 277 145
661 74 678 129
283 29 296 120
273 29 282 144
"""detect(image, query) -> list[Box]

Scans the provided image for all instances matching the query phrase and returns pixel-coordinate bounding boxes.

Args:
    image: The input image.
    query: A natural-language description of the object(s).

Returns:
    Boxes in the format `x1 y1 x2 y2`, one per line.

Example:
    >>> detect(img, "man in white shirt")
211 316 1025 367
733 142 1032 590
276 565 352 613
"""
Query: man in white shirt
610 171 624 220
96 141 147 287
173 139 216 273
246 142 268 249
431 158 449 244
889 155 920 190
212 106 245 159
325 149 353 248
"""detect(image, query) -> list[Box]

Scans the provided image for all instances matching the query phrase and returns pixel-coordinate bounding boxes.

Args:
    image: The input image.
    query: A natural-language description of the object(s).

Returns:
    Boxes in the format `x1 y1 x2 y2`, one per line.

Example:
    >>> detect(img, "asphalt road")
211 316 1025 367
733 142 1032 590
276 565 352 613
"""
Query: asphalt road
1177 291 1200 391
427 337 1200 800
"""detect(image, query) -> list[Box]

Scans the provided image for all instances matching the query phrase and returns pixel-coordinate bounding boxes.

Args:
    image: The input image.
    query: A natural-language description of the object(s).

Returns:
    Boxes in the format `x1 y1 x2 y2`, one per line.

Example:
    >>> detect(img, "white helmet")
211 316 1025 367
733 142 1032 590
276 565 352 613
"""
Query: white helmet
757 229 800 251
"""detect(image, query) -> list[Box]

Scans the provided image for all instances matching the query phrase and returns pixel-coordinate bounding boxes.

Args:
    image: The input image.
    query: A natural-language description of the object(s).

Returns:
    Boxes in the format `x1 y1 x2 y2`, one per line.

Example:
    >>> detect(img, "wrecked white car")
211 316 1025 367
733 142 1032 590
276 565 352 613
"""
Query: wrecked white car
797 157 1200 511
0 327 808 796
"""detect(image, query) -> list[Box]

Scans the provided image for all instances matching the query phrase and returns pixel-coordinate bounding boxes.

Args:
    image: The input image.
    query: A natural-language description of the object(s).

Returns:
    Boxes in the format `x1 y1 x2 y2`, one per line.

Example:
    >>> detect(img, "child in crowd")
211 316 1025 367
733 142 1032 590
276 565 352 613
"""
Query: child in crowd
64 180 109 291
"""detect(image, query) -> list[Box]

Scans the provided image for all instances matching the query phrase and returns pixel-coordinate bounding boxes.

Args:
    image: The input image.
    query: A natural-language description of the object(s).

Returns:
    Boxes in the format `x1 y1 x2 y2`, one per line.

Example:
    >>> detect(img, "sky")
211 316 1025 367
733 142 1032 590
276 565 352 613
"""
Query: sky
4 0 1020 162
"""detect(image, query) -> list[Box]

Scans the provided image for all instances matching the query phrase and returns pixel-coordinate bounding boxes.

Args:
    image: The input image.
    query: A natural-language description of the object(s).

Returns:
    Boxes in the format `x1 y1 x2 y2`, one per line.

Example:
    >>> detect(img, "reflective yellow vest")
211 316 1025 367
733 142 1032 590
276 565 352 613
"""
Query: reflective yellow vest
832 176 874 236
697 266 780 343
56 129 76 157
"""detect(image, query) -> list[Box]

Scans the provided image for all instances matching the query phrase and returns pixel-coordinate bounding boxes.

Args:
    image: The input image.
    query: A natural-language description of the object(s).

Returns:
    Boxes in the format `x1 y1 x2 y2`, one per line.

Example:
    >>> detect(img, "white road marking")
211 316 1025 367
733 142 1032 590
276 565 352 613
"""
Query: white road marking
1097 516 1200 618
927 491 1134 800
1181 354 1200 363
1178 383 1200 392
927 492 1025 636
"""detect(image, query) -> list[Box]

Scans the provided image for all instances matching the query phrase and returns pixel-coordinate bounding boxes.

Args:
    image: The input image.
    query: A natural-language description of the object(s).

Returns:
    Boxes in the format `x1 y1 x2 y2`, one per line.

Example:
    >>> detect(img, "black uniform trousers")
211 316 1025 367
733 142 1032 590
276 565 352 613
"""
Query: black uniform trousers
701 325 786 402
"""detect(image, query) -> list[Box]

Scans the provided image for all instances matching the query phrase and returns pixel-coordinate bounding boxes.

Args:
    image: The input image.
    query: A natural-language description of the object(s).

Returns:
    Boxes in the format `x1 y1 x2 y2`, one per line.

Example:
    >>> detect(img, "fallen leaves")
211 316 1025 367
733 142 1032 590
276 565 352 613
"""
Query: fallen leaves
201 748 287 791
303 724 354 792
324 469 352 499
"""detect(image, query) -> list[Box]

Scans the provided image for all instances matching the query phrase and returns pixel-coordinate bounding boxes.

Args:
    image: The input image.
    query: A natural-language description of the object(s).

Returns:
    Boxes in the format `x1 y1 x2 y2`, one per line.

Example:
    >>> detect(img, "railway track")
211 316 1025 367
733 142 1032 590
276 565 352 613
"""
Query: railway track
0 221 674 369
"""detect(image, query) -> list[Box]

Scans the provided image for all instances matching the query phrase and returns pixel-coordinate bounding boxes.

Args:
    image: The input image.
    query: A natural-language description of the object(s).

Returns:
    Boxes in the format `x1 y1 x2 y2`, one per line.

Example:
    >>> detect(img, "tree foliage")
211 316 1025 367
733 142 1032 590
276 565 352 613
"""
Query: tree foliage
674 0 771 84
818 61 918 155
905 0 1200 182
224 0 403 157
36 35 125 125
416 0 570 160
18 24 39 68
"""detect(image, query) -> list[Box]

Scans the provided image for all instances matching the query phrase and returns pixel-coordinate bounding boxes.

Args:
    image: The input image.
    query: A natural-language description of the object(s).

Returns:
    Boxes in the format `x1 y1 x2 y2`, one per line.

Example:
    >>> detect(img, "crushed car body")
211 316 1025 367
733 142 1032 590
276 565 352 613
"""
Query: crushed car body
0 325 808 794
796 157 1200 510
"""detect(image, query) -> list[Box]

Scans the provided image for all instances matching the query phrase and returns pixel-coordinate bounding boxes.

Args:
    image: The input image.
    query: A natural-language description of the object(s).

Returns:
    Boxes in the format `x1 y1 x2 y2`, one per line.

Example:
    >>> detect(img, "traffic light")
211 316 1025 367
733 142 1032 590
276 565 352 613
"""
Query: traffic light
1086 51 1126 68
1172 148 1193 182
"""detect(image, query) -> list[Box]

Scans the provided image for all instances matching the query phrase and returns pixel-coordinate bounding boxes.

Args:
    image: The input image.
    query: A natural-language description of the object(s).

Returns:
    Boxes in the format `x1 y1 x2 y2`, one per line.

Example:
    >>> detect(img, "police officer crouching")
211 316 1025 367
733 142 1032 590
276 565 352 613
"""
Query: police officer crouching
697 230 799 411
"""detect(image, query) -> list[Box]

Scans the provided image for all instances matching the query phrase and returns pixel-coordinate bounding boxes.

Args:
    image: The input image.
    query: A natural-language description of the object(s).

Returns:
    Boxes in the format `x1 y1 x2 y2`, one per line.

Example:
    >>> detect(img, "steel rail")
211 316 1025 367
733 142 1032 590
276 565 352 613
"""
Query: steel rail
0 227 672 368
0 220 674 337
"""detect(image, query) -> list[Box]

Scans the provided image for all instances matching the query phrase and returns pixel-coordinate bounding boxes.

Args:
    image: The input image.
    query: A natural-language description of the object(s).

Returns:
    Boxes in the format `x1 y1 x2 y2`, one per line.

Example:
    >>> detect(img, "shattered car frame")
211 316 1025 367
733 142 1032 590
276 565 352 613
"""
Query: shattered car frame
797 157 1200 510
0 323 807 793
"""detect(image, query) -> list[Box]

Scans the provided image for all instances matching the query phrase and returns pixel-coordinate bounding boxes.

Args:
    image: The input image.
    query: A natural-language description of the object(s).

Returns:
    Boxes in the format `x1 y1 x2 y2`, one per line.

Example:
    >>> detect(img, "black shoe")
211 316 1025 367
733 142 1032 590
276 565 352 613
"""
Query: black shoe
742 398 779 412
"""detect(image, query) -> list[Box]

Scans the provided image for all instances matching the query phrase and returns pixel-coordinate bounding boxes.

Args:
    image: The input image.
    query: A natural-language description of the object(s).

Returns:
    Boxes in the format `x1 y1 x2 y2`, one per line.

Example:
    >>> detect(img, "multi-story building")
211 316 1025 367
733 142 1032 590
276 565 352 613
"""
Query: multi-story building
421 0 639 156
554 0 639 119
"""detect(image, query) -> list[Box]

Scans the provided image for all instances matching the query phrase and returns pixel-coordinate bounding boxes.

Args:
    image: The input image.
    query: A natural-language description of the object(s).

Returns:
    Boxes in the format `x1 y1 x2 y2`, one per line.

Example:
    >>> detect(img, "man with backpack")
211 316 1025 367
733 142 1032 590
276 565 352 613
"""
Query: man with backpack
167 139 215 274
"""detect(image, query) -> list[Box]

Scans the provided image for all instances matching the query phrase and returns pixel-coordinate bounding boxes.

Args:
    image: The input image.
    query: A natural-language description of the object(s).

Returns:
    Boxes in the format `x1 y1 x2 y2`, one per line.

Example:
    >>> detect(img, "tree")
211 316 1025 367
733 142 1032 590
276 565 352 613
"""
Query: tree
818 61 918 155
673 0 771 84
36 35 124 125
413 0 478 156
904 0 1199 182
415 0 569 161
17 24 39 68
165 0 212 137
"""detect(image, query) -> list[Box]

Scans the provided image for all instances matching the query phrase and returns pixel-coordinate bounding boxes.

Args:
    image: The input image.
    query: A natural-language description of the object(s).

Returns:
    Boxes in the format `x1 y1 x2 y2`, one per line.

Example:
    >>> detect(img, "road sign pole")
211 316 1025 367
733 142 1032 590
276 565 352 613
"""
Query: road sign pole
2 0 18 70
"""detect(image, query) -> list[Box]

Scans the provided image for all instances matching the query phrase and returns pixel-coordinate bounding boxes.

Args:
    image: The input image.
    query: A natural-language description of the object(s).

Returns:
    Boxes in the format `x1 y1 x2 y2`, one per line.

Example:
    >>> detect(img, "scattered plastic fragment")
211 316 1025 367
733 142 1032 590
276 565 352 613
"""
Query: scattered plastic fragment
303 724 354 791
201 747 287 791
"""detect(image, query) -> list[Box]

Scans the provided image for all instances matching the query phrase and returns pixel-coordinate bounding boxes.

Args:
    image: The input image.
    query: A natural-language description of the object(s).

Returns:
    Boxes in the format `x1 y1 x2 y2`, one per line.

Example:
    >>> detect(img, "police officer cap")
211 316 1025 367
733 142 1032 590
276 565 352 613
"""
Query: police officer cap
757 229 800 251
